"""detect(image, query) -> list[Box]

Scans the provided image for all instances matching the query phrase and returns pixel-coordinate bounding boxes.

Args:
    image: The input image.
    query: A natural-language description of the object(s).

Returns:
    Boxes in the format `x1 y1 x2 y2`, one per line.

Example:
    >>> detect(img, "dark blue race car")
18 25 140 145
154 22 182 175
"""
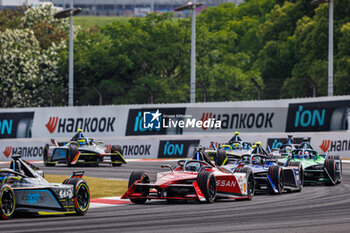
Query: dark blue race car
221 142 303 194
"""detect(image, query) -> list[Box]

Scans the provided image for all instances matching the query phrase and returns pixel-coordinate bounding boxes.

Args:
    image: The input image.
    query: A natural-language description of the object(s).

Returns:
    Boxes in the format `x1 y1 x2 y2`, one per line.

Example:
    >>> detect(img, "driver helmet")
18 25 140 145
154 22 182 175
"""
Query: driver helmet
304 151 309 157
232 143 240 149
286 146 292 153
77 139 86 146
243 143 250 150
77 128 83 138
252 156 261 165
186 163 200 172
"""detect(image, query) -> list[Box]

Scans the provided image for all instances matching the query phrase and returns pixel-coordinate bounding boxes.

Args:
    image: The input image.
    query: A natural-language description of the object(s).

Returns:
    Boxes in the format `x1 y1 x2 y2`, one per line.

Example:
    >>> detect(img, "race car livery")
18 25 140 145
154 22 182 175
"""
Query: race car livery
122 147 255 203
278 148 342 185
222 142 303 194
0 154 90 219
273 136 342 185
205 132 252 165
43 138 126 167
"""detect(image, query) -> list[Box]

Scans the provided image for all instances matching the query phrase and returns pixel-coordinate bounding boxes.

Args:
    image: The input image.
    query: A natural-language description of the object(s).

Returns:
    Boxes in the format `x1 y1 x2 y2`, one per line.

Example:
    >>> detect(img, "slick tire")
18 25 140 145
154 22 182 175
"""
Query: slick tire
43 144 55 167
197 171 216 203
327 155 341 160
67 144 78 166
324 159 337 185
268 165 284 194
215 150 227 167
234 167 255 200
111 145 123 167
0 184 15 220
128 171 150 204
63 178 90 216
288 161 303 190
327 155 342 184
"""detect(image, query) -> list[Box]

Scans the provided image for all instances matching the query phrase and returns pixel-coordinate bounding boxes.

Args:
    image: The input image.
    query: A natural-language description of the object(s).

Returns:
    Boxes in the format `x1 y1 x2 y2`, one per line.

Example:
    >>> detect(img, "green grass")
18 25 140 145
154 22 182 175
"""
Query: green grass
45 174 128 199
74 16 130 29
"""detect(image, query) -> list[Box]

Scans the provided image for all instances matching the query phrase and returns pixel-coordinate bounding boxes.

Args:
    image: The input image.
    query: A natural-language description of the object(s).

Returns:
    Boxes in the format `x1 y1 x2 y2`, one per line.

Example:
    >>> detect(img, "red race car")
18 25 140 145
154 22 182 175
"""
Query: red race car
121 147 255 203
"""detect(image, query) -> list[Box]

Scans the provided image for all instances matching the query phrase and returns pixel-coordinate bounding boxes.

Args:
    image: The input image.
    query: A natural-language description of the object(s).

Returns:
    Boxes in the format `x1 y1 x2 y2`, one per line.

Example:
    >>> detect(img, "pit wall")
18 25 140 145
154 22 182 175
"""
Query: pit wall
1 95 350 161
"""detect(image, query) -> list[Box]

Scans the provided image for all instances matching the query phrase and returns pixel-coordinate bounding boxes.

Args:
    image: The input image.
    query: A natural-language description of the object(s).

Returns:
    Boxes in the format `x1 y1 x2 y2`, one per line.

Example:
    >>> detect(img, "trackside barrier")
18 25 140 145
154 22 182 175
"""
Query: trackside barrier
0 131 349 161
1 95 350 139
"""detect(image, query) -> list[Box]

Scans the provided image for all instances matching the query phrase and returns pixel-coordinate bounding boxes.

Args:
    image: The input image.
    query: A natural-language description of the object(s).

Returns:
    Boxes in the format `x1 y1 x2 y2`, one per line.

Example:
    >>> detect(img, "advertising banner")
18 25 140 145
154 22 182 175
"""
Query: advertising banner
158 139 200 158
0 139 46 161
0 136 160 161
102 137 159 159
1 96 350 141
32 106 129 138
1 131 350 161
286 100 350 132
183 107 287 133
266 137 310 149
0 112 34 139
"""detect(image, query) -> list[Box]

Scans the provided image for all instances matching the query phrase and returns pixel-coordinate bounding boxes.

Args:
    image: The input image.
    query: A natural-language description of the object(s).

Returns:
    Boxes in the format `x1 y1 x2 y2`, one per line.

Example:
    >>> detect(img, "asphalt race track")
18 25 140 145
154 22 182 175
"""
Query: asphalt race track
1 161 350 233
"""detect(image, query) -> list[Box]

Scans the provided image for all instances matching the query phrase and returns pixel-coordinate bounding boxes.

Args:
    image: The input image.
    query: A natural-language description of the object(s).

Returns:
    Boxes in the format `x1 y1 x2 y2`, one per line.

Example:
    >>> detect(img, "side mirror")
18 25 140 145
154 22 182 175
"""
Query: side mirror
161 164 173 172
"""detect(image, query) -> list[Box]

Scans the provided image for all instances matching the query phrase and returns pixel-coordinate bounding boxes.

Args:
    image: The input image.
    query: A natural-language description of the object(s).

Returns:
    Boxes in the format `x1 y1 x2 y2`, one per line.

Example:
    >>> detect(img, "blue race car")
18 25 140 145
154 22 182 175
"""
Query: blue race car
221 142 303 194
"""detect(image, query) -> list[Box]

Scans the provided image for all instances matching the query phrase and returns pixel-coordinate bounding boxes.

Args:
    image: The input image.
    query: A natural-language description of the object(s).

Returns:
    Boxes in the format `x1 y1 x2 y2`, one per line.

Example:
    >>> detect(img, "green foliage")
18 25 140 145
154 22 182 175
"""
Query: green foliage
74 16 130 29
67 13 191 105
0 7 26 31
279 1 350 98
0 4 68 107
2 0 350 107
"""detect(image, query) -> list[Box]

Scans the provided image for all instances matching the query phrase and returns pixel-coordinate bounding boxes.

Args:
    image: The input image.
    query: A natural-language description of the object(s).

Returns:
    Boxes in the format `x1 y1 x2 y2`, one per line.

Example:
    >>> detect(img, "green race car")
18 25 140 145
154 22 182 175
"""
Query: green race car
278 148 342 185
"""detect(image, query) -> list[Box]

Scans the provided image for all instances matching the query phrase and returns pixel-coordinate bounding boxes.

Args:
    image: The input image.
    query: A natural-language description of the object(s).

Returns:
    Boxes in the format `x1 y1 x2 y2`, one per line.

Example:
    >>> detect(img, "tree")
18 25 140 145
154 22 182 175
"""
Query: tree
281 1 350 98
0 4 69 107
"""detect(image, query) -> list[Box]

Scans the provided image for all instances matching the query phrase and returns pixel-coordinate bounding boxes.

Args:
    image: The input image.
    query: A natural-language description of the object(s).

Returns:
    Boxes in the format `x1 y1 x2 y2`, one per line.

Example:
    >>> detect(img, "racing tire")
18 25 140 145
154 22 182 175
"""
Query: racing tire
268 165 284 194
63 178 90 216
197 171 216 203
288 161 303 190
43 144 55 167
234 167 255 200
0 184 15 220
128 171 150 204
327 155 341 160
111 145 123 167
234 166 244 173
67 144 78 167
327 155 342 184
324 158 337 185
215 150 227 167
